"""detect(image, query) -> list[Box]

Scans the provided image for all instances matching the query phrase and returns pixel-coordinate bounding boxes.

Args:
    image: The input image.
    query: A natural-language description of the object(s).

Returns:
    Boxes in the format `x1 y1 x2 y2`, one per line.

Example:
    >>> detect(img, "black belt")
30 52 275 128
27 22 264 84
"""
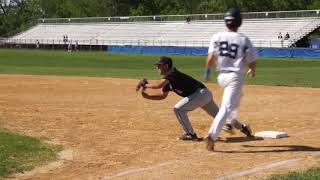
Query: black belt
220 70 235 73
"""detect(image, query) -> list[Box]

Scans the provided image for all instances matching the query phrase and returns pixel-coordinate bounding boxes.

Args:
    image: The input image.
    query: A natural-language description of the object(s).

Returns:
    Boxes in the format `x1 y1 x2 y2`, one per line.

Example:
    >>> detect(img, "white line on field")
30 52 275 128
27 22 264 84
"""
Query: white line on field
313 151 320 155
214 151 320 180
103 152 217 179
102 161 175 179
214 158 304 180
103 150 320 179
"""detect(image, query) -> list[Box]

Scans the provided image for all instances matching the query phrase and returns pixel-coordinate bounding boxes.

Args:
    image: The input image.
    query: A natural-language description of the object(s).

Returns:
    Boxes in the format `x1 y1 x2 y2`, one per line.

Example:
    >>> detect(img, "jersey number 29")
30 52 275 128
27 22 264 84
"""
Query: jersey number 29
219 41 239 59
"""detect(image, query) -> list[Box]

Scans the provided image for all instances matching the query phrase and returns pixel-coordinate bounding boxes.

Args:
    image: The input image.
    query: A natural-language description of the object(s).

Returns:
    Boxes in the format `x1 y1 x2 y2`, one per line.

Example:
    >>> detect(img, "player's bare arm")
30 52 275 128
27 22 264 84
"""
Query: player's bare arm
144 79 169 89
247 61 256 78
206 52 216 68
141 90 169 100
141 79 169 100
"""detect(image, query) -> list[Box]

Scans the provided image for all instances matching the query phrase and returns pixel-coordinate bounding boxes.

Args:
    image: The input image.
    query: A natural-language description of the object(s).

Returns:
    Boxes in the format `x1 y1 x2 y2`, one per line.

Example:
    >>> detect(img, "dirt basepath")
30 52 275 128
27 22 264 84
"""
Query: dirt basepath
0 75 319 180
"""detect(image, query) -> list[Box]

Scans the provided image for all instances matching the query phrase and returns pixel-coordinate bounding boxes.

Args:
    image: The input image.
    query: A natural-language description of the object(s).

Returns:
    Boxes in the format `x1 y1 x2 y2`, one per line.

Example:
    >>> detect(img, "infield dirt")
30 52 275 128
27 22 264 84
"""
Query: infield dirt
0 75 319 180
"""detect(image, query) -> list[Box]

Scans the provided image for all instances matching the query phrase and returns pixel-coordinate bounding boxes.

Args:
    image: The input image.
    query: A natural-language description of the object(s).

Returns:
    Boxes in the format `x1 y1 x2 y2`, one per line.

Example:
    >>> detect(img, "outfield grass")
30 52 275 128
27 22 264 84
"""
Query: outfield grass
0 129 62 178
0 49 320 87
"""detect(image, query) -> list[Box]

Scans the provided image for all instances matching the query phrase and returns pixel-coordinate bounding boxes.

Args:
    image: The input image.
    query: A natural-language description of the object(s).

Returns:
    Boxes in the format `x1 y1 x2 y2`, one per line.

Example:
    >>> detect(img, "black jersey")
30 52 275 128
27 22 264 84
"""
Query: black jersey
162 68 205 97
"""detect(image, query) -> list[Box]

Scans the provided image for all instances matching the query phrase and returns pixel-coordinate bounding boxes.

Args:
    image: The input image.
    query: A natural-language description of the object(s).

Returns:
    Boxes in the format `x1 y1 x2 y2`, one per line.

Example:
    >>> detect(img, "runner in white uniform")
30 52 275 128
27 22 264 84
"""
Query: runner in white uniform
204 7 257 151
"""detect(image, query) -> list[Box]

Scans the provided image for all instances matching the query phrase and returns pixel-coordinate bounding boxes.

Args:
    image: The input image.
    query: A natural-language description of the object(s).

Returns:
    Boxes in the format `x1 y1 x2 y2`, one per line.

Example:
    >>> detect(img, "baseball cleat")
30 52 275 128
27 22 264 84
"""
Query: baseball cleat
178 133 199 141
204 135 215 151
241 124 253 137
222 124 235 135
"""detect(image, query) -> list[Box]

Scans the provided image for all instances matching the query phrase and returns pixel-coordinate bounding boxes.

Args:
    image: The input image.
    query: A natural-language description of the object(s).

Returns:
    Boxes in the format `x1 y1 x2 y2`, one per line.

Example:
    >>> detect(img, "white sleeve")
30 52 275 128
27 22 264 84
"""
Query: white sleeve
244 37 256 64
208 34 219 55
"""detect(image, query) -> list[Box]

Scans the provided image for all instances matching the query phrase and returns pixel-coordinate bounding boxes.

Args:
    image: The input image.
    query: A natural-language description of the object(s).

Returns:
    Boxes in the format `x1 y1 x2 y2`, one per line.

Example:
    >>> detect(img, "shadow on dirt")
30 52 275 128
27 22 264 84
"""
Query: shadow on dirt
215 145 320 153
195 136 263 143
224 137 264 143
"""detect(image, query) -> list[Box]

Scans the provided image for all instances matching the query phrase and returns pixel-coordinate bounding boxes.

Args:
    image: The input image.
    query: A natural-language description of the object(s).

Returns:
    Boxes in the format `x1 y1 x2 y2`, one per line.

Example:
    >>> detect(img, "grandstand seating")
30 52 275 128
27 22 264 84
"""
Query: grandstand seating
10 17 320 48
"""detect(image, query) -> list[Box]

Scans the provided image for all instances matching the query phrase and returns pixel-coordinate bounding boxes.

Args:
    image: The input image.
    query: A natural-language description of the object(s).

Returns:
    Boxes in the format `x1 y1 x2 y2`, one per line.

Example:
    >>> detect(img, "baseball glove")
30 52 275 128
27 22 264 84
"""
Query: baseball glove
136 78 148 92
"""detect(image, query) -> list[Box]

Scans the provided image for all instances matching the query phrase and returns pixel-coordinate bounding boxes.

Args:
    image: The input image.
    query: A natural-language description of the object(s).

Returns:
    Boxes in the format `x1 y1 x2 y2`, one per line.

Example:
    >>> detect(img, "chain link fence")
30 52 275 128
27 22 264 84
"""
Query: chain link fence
0 38 296 52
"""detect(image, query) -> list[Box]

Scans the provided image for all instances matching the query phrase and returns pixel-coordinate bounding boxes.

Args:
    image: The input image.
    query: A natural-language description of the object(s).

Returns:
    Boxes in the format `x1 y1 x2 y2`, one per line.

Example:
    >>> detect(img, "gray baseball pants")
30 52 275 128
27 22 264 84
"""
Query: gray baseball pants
173 88 219 135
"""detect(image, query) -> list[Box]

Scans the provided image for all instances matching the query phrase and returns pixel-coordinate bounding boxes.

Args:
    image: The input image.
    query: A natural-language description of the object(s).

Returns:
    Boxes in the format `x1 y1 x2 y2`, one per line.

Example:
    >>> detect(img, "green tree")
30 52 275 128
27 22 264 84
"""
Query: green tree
270 0 310 11
0 0 40 37
206 0 234 13
236 0 273 12
309 0 320 9
0 0 319 37
79 0 113 17
129 0 158 16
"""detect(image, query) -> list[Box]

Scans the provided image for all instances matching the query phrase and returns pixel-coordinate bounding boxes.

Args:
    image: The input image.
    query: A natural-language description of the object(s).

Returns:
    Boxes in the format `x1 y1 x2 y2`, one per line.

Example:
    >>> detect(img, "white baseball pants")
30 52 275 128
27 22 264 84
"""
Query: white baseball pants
208 72 243 140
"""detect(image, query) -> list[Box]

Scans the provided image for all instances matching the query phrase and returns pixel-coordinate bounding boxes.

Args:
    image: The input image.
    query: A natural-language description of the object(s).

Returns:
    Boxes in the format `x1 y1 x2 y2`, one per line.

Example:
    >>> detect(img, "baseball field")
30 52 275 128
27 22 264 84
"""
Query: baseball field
0 49 319 179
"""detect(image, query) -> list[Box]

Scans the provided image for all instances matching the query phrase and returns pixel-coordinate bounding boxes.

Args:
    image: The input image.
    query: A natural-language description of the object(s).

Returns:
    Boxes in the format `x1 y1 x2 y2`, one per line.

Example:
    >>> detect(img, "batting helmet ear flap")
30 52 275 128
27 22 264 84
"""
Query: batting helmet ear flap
224 7 242 28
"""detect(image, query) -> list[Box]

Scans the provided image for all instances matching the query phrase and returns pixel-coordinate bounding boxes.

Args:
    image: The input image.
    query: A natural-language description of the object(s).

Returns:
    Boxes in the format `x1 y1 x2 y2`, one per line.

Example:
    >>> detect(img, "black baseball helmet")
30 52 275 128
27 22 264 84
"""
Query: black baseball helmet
224 7 242 28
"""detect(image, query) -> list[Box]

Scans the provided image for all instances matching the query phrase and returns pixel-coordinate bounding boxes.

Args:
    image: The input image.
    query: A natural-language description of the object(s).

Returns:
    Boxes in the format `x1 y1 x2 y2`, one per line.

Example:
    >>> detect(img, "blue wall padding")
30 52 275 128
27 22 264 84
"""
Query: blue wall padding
107 45 208 55
257 48 320 58
107 45 320 59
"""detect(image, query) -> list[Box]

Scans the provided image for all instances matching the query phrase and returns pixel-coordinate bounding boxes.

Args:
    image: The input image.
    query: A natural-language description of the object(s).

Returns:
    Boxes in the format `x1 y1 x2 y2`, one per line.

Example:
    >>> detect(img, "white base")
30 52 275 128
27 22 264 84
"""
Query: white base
254 131 288 139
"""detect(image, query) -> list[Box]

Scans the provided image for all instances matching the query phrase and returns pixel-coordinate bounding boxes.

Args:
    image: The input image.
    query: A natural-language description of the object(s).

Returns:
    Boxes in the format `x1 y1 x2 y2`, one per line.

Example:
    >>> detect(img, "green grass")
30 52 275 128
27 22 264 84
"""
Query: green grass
0 49 320 87
268 167 320 180
0 129 62 178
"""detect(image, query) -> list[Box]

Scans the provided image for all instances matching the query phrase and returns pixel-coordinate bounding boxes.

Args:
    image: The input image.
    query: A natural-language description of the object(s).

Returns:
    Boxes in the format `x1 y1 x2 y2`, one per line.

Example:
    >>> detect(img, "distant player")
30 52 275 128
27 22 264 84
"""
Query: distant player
204 7 256 151
138 56 219 141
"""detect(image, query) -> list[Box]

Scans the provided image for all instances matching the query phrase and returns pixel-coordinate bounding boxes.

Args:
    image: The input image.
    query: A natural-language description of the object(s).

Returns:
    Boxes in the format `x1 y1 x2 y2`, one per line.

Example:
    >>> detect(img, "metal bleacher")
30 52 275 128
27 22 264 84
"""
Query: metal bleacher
9 10 320 48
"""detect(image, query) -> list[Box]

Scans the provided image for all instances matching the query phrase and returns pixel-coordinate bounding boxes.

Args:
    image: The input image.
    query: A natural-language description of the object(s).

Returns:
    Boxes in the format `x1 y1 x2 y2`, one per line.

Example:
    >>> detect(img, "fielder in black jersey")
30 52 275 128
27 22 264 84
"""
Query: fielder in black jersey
141 56 219 141
162 67 205 97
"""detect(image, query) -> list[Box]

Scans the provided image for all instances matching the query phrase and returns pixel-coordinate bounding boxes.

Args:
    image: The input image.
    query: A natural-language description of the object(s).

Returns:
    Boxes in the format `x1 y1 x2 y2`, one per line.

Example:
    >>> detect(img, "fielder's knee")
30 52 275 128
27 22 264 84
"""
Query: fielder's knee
173 107 181 114
173 107 188 115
